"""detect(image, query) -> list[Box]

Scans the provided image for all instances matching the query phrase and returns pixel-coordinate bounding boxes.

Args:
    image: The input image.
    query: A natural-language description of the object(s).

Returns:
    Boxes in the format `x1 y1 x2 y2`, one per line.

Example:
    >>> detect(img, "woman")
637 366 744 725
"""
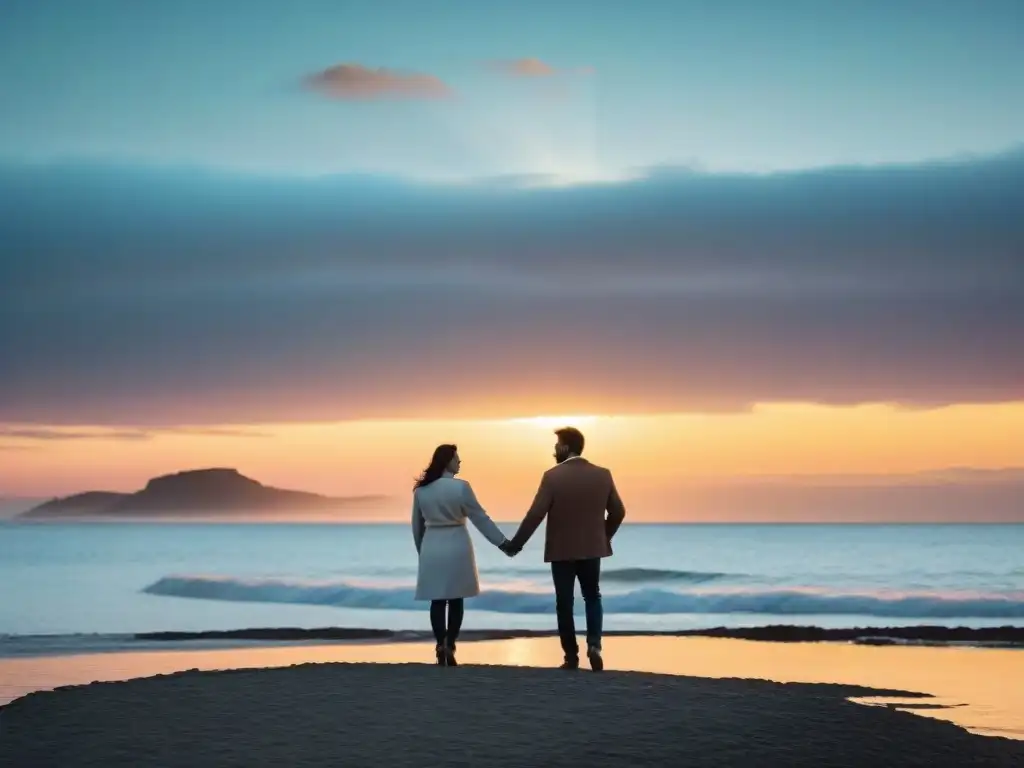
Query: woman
412 443 510 666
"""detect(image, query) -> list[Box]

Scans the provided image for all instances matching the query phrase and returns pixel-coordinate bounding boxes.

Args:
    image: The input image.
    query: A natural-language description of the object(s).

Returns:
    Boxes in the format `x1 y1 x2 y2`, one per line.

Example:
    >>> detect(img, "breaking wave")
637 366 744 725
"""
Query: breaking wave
507 567 729 584
143 575 1024 619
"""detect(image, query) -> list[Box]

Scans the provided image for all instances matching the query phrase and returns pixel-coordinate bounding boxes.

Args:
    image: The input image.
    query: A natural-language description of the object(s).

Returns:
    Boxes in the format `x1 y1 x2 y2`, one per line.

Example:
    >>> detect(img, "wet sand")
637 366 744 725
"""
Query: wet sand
1 636 1022 766
4 664 1024 767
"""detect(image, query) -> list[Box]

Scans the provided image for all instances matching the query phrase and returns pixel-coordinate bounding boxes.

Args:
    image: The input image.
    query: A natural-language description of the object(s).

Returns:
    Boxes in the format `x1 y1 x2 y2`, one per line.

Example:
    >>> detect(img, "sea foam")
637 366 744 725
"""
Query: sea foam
143 575 1024 619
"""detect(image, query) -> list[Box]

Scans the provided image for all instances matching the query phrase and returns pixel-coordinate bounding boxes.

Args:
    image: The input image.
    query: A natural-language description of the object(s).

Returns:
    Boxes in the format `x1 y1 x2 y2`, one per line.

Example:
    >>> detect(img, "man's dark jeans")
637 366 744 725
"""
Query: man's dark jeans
550 558 603 661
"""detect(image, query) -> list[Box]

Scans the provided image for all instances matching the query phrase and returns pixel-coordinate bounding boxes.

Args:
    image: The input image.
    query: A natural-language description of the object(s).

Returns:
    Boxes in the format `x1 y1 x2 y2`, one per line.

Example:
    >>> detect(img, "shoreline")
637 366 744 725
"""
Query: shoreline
135 623 1024 647
4 623 1023 661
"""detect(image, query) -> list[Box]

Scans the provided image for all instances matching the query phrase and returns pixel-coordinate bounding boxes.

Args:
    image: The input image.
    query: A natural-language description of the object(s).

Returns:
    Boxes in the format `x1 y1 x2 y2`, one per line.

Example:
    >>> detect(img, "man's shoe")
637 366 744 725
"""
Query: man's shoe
435 644 447 666
559 657 580 670
587 646 604 672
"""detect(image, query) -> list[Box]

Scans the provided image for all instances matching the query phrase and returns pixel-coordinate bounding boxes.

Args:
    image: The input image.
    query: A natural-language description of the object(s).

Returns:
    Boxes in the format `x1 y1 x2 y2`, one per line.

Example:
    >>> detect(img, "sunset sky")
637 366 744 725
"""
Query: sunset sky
1 1 1022 520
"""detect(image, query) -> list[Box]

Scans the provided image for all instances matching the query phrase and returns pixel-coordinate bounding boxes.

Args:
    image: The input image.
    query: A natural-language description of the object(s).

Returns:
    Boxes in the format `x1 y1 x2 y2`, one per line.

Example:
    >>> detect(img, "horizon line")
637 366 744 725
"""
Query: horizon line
1 142 1021 188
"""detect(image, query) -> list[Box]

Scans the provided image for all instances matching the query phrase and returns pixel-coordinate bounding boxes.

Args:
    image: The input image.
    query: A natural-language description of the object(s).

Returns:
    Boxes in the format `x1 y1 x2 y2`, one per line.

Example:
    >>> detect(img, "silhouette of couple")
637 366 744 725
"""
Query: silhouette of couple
412 427 626 670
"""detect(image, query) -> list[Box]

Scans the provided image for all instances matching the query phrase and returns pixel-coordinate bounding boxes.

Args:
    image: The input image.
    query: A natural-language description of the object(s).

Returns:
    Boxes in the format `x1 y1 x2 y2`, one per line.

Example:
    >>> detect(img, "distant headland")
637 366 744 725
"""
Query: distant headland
19 468 387 519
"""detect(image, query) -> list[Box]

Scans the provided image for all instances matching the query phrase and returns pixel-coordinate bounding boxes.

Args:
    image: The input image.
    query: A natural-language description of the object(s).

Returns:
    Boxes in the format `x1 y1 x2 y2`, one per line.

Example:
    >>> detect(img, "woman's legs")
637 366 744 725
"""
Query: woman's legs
429 600 447 647
430 598 465 664
446 598 465 650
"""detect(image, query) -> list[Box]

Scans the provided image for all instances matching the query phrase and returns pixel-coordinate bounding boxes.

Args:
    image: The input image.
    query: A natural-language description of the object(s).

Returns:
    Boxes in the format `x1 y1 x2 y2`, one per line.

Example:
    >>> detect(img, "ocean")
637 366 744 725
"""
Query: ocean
1 522 1022 657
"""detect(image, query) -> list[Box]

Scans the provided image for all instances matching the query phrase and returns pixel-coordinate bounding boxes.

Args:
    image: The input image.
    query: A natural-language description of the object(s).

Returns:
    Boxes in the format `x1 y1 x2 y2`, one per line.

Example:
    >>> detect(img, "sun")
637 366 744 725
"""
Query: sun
506 414 600 430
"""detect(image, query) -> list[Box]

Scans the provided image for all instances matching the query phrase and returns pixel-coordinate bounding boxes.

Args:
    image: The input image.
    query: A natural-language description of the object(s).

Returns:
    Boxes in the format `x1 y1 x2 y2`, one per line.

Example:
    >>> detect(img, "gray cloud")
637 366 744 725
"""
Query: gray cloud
1 149 1022 425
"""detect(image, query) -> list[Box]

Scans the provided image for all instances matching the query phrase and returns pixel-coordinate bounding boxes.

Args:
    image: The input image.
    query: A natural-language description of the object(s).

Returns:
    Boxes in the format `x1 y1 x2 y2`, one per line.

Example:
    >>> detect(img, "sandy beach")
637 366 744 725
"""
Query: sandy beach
3 662 1023 767
2 635 1023 766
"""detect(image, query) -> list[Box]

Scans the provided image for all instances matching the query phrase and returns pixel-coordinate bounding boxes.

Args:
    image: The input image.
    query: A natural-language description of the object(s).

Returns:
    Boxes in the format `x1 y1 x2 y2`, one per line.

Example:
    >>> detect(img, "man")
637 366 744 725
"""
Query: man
503 427 626 671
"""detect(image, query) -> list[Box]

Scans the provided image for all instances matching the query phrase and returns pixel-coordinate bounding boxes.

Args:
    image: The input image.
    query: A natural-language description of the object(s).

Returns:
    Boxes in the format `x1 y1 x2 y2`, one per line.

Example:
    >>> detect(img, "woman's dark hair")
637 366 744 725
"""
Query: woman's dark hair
414 444 458 490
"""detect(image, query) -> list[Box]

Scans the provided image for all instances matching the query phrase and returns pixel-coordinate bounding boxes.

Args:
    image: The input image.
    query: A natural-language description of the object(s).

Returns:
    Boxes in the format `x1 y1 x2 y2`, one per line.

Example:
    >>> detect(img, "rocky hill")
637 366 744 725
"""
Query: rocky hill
20 469 382 518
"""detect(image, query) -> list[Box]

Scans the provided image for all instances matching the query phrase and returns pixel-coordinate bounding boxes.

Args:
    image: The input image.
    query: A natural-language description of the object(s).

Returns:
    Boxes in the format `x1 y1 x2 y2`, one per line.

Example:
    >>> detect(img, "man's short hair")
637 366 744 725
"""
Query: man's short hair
554 427 585 455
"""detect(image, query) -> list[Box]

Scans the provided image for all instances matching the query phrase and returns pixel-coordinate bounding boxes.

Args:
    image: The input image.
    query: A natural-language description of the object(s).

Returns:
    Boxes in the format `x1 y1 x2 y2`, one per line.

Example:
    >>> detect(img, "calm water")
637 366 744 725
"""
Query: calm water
1 523 1022 656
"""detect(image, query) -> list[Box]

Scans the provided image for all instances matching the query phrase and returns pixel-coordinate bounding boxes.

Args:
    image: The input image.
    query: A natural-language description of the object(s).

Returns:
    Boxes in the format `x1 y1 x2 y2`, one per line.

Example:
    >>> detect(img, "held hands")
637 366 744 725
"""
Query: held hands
499 540 521 558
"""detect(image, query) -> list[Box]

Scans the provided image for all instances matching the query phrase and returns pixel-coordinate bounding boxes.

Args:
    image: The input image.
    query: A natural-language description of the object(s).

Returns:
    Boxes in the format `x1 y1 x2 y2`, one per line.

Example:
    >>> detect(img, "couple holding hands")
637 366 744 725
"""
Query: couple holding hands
411 427 627 670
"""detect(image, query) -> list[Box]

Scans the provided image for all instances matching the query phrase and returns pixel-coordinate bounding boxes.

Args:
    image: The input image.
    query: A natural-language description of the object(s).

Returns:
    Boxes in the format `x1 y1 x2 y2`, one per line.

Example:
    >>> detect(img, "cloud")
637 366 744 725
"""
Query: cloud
303 63 453 101
162 427 274 438
488 58 592 78
1 149 1022 425
0 427 151 441
491 58 556 78
0 425 272 441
